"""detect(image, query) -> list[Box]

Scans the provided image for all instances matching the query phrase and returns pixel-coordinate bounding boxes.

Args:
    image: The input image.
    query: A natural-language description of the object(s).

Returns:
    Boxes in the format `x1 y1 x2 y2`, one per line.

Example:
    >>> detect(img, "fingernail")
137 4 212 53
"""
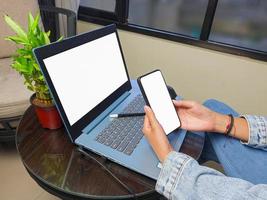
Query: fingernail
144 105 149 112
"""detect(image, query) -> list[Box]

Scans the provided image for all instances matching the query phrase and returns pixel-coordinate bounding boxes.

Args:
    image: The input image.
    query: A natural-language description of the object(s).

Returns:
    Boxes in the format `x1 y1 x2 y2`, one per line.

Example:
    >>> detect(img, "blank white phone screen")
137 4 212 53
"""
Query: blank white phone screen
141 71 180 134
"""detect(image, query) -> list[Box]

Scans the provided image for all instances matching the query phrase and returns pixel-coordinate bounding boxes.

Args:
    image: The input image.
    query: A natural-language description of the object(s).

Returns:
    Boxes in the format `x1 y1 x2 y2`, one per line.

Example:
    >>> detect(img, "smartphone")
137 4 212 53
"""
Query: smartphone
137 70 181 135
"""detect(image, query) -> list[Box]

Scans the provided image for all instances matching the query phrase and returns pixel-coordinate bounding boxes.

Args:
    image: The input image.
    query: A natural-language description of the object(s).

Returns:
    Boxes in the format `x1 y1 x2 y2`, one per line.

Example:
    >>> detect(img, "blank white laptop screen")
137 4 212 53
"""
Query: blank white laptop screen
43 33 128 125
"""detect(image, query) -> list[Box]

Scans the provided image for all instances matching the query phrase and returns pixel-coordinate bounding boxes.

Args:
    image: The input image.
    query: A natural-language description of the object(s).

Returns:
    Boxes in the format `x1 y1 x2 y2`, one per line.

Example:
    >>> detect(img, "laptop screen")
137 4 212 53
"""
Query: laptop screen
43 33 128 125
33 25 131 141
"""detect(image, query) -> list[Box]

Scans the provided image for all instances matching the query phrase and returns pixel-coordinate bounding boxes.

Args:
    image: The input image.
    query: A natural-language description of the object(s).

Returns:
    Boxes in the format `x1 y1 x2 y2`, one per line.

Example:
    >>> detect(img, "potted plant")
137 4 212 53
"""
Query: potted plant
4 13 62 129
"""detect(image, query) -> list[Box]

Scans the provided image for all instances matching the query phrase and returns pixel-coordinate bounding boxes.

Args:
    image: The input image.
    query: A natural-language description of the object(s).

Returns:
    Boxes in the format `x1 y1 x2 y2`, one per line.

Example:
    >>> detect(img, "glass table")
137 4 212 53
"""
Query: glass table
16 106 204 199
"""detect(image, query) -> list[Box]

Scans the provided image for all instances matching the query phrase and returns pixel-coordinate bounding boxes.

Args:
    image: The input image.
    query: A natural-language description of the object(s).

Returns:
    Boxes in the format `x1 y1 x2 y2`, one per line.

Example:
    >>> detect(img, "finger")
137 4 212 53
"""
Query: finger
173 100 196 108
144 105 159 128
143 115 151 134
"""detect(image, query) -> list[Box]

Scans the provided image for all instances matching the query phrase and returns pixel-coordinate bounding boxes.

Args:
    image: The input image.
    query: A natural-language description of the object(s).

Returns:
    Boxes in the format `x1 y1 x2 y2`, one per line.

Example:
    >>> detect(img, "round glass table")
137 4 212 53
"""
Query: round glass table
16 106 204 199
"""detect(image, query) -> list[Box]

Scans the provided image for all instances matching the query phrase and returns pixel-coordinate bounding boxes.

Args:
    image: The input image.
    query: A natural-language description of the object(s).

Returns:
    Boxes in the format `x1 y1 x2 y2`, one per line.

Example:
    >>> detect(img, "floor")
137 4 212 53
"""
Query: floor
0 141 59 200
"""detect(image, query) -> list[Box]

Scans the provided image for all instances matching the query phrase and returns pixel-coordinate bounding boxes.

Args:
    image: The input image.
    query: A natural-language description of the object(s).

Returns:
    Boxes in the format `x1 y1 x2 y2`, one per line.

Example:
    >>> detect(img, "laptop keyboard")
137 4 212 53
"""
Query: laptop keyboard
95 94 145 155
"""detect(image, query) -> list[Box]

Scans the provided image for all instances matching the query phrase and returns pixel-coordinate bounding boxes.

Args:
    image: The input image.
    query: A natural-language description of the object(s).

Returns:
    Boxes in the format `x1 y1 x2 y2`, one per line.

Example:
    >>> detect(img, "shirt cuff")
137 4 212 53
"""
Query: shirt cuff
239 115 251 145
240 115 267 147
155 151 192 199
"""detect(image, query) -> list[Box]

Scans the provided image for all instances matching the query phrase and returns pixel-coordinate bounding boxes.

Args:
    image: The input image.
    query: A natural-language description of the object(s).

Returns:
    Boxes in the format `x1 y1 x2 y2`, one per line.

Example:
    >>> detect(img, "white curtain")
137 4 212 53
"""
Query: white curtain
55 0 80 37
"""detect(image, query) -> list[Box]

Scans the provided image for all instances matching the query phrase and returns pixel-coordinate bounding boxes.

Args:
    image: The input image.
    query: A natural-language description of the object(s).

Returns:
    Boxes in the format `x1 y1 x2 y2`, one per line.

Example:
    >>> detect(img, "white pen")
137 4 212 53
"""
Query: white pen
109 113 145 118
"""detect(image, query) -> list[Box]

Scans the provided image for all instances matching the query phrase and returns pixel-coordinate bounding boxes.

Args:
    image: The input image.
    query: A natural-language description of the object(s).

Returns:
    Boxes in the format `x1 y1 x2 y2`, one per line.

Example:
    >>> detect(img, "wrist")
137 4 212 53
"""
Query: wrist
212 113 229 134
160 144 174 163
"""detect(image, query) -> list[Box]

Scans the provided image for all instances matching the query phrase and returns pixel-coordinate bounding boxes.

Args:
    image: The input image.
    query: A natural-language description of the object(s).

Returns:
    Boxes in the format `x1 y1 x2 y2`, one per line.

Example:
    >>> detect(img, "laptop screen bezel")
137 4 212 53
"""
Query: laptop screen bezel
33 24 131 142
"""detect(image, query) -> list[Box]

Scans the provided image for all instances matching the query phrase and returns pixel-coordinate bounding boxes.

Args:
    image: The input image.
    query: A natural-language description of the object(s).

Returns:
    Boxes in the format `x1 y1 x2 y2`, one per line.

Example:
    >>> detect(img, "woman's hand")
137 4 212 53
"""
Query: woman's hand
142 105 173 163
174 100 249 141
173 100 225 132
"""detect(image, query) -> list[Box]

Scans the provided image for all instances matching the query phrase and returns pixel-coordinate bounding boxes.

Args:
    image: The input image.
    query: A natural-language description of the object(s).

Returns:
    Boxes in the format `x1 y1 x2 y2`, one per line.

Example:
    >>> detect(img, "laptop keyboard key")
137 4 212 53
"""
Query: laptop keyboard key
97 137 106 144
124 147 134 155
94 94 145 155
110 139 121 149
117 142 129 152
104 139 113 146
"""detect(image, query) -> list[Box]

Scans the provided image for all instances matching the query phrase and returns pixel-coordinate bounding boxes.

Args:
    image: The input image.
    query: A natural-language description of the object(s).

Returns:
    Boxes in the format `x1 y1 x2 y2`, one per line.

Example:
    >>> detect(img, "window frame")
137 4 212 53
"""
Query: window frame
78 0 267 62
78 0 128 23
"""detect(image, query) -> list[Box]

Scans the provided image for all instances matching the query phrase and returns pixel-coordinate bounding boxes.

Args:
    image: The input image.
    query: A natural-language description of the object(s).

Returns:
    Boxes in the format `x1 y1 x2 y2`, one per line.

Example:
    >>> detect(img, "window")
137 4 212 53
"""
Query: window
210 0 267 52
80 0 116 12
128 0 209 38
78 0 267 61
78 0 128 23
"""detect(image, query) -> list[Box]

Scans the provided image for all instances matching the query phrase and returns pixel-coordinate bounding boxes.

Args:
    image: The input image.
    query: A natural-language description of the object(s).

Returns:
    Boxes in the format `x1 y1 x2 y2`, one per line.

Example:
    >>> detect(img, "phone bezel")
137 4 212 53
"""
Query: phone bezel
137 69 181 133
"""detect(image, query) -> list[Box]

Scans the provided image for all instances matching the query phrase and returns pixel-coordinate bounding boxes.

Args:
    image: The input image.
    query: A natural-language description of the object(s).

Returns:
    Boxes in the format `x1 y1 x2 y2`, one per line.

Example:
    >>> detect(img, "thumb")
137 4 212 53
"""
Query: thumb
144 105 158 128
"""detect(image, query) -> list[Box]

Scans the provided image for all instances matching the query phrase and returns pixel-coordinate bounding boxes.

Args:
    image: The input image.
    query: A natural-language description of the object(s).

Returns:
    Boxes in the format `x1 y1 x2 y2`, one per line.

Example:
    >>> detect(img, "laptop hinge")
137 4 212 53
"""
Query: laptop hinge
81 91 130 135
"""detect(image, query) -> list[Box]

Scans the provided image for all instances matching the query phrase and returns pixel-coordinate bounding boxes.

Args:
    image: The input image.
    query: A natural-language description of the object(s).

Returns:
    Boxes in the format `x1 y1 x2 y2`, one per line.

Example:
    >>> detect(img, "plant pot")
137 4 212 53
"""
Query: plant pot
30 94 62 129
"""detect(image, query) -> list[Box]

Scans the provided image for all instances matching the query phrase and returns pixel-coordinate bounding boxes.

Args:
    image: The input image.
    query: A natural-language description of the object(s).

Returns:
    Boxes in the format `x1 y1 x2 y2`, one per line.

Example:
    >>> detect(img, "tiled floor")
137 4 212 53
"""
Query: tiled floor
0 141 59 200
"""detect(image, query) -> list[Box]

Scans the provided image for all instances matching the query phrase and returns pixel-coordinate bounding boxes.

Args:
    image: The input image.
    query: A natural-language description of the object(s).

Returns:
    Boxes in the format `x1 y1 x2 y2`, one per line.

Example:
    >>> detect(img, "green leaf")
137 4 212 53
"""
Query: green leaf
4 15 27 40
12 57 33 74
46 31 51 37
28 13 34 32
32 62 41 71
5 36 28 45
57 36 64 42
38 75 45 81
29 35 40 47
24 80 34 91
23 55 32 59
16 48 32 56
34 31 44 45
26 85 34 91
43 31 50 44
23 75 34 91
30 13 40 34
12 62 28 73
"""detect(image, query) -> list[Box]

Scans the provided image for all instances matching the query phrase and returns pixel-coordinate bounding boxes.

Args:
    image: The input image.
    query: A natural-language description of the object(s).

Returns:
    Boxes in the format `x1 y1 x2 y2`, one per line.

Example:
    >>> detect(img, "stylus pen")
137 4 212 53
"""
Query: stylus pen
109 113 145 118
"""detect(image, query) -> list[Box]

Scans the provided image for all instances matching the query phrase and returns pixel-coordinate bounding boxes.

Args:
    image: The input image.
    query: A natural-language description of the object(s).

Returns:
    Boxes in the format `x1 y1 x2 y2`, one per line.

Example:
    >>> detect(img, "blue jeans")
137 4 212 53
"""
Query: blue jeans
200 99 267 184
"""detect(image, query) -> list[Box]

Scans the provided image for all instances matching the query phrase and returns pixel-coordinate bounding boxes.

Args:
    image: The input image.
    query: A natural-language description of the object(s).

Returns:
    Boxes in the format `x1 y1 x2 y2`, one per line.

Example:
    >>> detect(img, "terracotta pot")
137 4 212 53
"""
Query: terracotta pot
30 94 62 129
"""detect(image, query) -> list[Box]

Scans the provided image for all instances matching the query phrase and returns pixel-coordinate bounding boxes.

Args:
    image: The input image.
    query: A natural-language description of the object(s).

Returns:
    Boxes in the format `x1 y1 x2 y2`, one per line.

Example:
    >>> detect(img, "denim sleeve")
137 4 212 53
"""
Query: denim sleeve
241 115 267 151
156 151 267 200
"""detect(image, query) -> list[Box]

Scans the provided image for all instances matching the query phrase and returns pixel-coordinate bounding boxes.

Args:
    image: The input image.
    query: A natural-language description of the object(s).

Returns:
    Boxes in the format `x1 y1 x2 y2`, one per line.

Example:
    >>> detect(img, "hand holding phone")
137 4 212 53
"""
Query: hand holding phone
137 70 181 135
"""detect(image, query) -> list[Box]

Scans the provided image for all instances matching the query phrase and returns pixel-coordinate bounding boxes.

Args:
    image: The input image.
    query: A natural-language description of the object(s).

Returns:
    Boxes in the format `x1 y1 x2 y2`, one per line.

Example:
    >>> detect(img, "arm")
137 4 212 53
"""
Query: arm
174 100 267 150
157 151 267 200
172 100 249 141
212 113 249 141
143 106 267 199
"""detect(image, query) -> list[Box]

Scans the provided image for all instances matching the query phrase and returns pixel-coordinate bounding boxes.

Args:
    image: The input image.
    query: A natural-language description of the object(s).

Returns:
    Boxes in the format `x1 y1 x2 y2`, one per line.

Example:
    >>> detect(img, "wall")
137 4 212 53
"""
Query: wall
77 21 267 115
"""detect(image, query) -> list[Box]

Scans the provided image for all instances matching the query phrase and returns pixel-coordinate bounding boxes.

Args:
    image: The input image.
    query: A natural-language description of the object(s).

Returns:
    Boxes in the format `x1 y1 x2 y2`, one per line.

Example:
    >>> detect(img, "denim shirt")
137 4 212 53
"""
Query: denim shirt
156 115 267 199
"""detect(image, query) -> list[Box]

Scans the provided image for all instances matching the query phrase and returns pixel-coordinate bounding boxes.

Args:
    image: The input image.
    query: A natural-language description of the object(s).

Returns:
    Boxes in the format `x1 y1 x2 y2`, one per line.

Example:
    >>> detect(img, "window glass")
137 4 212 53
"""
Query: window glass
210 0 267 52
79 0 116 12
128 0 209 38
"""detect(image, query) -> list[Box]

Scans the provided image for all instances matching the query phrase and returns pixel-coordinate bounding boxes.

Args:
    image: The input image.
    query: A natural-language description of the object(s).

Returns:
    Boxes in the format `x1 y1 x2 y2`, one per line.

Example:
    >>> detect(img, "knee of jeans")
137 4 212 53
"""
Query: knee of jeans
203 99 224 108
203 99 239 116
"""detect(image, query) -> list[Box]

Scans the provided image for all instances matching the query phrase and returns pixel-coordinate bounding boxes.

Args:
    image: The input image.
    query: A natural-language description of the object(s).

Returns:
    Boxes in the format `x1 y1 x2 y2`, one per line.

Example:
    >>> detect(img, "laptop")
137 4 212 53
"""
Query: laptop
33 24 186 180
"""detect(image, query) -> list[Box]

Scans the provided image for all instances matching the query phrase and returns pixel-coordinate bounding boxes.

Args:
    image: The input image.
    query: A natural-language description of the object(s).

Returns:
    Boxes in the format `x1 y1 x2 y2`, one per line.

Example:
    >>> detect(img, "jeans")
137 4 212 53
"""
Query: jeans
202 99 267 184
